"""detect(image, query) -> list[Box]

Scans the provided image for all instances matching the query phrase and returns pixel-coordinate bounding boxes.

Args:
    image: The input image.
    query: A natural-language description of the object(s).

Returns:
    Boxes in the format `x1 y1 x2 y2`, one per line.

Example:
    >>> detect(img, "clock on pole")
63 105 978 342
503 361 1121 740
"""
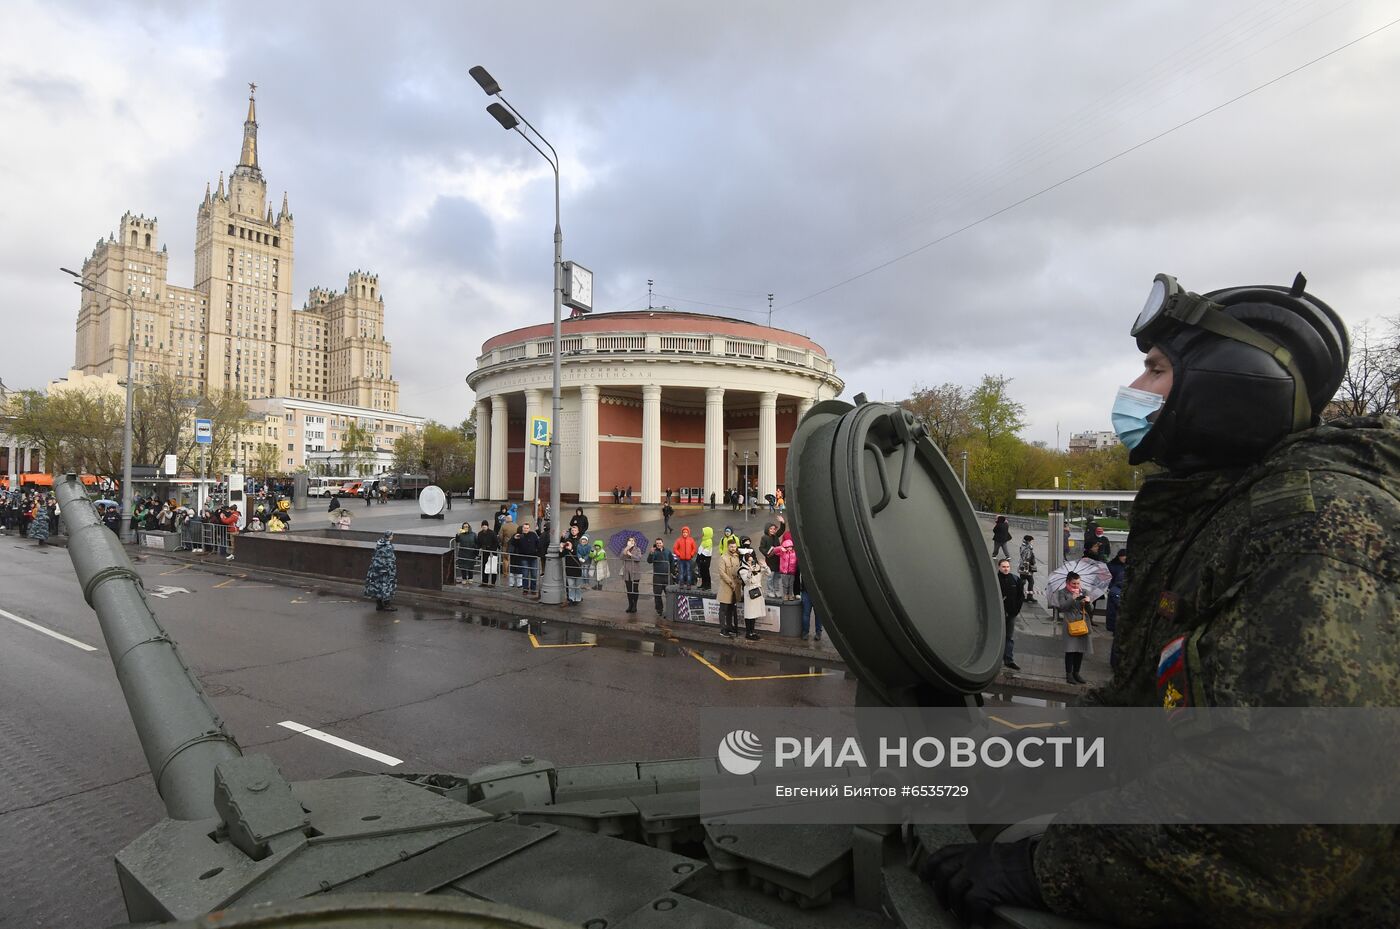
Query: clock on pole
562 261 592 314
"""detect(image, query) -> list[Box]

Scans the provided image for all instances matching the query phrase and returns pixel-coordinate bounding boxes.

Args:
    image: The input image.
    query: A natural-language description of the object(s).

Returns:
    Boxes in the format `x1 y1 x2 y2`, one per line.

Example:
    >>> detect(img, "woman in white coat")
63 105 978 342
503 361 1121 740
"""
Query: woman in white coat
737 547 771 641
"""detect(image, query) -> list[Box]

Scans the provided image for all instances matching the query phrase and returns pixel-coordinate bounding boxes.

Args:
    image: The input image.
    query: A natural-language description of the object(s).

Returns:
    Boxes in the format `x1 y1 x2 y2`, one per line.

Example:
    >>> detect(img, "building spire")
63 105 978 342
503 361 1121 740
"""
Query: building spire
238 82 260 174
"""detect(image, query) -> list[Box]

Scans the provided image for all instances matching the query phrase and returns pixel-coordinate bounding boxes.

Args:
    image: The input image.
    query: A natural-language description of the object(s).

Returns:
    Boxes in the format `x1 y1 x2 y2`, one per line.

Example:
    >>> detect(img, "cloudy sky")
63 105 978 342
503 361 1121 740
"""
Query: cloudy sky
4 0 1398 446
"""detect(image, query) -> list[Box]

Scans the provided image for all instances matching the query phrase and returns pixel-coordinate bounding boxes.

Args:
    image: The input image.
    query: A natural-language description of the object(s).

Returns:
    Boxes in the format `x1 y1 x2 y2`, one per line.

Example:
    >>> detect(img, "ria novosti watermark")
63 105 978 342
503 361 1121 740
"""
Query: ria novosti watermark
693 706 1400 826
719 730 1104 774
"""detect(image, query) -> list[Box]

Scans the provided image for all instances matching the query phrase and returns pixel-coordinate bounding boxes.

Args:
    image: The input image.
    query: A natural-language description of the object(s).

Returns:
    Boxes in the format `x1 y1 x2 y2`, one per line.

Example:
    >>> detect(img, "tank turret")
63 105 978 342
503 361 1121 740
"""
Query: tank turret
56 452 1101 929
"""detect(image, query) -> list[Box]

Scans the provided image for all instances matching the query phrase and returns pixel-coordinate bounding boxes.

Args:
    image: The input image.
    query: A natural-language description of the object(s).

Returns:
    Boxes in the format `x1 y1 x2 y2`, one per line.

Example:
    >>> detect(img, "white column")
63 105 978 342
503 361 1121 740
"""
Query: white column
578 385 600 504
22 448 32 472
642 384 662 505
474 399 490 500
489 394 508 501
758 391 778 501
797 396 815 423
522 388 545 502
704 387 725 505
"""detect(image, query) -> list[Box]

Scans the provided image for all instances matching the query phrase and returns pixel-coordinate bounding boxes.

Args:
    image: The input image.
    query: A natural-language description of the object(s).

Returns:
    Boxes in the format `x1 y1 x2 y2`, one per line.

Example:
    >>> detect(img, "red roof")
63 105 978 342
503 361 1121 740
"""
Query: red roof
481 310 827 356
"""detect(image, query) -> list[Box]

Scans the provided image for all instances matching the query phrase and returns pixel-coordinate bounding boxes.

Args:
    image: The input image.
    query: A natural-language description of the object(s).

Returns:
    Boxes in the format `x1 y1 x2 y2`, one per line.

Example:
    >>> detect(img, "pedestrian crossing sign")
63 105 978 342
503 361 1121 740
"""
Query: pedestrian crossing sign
530 417 550 446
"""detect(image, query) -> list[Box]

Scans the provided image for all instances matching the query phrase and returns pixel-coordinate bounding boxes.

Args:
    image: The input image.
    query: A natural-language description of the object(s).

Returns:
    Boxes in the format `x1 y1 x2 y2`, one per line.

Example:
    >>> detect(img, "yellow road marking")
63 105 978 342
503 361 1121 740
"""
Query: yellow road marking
528 632 594 649
985 714 1069 731
689 651 833 682
159 564 193 575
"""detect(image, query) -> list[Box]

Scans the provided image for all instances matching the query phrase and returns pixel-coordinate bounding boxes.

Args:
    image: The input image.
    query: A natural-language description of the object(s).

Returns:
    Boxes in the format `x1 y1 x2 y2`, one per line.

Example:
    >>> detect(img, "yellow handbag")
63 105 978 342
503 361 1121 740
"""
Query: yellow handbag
1067 616 1089 636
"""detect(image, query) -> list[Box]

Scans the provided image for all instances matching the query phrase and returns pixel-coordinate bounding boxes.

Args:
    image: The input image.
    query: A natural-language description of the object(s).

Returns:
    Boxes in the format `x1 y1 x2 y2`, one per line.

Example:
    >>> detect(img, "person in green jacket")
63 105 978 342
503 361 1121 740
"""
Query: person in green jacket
925 273 1400 928
588 538 609 590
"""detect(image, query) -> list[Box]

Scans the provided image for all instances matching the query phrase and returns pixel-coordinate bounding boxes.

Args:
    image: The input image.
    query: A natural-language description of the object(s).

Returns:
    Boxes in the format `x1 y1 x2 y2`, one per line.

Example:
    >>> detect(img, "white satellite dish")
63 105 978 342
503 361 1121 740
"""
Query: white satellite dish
418 485 446 517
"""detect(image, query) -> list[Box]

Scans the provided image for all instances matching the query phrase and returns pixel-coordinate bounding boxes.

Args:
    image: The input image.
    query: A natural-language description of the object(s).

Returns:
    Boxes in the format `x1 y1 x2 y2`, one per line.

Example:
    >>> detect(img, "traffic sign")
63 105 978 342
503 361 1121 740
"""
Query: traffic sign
530 416 550 446
195 419 213 445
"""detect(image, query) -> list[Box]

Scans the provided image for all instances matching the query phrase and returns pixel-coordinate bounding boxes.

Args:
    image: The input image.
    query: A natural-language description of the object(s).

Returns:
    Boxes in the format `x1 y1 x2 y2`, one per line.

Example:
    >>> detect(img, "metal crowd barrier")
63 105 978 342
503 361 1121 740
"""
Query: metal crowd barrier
190 522 234 558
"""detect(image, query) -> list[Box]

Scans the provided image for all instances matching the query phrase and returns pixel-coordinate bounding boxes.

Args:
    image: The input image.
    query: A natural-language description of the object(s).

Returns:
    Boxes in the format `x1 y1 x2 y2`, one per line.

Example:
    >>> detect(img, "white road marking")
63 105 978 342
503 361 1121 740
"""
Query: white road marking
148 586 192 599
277 720 403 766
0 608 98 652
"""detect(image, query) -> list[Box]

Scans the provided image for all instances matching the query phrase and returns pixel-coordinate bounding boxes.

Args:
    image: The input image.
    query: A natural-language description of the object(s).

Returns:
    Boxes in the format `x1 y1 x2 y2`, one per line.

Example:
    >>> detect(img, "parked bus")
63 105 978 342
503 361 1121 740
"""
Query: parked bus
305 476 342 498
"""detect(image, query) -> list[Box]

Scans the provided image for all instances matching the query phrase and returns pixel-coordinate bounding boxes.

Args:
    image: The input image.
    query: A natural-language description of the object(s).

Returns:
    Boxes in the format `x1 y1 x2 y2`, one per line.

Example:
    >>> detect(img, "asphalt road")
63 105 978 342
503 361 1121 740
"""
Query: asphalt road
0 532 855 927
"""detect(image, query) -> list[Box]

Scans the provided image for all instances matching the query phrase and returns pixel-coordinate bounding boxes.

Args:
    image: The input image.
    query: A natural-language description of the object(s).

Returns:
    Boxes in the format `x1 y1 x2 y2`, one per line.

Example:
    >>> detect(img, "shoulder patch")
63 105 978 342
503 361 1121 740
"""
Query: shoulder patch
1250 470 1315 526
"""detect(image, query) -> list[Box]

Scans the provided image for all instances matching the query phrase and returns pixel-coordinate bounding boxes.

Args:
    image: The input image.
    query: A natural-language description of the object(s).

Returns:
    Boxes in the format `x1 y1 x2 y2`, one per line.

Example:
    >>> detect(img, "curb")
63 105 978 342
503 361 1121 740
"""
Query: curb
135 547 1102 700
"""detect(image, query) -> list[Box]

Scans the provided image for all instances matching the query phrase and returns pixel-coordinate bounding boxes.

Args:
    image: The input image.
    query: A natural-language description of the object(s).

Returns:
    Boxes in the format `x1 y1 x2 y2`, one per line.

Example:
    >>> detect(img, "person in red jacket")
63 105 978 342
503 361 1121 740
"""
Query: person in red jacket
216 505 240 560
672 526 698 588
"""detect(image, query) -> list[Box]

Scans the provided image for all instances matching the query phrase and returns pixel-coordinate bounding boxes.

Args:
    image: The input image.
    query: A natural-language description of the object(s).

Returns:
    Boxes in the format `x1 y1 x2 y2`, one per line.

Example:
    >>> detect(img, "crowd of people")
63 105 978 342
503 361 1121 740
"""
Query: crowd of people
449 505 823 643
2 489 59 543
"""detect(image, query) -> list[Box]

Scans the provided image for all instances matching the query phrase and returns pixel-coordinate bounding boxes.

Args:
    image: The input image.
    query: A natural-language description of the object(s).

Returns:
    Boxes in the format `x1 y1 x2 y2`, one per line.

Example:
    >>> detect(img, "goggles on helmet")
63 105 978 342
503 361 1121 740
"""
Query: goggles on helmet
1131 273 1313 432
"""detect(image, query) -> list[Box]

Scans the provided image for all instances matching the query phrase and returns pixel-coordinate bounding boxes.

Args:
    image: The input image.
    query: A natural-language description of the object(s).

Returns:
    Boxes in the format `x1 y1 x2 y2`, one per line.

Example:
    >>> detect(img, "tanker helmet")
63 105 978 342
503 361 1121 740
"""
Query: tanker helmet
1130 272 1349 472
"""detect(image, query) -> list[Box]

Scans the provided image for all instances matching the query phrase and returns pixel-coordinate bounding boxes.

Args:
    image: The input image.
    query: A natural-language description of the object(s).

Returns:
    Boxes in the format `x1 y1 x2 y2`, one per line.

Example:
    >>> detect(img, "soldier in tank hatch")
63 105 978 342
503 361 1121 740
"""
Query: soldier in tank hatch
924 273 1400 927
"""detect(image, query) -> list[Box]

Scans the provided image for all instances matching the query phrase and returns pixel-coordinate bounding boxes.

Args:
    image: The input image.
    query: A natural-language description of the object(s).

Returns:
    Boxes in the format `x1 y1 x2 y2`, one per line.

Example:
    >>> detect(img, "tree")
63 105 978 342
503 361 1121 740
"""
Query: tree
7 387 124 475
131 373 191 469
341 421 374 477
968 375 1026 446
253 442 280 479
392 429 424 474
422 422 473 488
1329 318 1399 419
902 383 973 452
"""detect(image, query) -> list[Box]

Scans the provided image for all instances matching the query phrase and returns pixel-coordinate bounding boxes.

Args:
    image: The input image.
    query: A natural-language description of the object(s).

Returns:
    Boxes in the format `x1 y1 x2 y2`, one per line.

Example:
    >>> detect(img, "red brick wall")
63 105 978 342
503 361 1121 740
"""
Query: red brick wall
599 400 640 437
600 441 640 495
660 411 704 443
661 446 704 491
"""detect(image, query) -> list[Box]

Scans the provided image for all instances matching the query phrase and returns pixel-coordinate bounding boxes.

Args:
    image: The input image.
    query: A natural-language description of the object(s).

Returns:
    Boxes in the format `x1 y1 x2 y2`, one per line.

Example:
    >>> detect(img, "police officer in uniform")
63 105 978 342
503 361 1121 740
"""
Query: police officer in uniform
924 273 1400 927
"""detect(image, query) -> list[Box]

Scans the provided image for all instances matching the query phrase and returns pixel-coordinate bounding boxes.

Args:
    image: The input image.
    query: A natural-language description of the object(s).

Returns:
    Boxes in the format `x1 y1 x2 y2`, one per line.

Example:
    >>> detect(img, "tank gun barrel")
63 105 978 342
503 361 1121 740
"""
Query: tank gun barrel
56 474 242 820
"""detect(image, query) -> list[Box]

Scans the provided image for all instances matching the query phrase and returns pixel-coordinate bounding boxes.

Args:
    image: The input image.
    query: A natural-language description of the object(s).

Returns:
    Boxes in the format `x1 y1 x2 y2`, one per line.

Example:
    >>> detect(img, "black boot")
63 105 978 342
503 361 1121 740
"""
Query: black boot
1071 653 1086 684
1065 654 1075 684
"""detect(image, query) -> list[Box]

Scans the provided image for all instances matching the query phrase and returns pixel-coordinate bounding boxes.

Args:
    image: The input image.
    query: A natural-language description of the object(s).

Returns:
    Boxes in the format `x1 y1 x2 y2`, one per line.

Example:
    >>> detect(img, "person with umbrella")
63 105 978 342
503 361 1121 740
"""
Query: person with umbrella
1049 570 1093 684
364 532 398 611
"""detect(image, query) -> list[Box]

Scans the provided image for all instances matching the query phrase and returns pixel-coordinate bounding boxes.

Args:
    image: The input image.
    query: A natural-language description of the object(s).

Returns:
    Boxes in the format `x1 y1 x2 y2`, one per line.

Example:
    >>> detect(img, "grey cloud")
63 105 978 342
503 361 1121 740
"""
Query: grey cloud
7 0 1399 450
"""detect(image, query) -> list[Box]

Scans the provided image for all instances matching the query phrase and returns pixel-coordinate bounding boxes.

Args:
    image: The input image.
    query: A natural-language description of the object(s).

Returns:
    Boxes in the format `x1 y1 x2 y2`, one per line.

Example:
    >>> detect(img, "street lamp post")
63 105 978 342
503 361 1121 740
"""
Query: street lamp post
960 450 968 490
471 66 566 605
1065 470 1074 525
62 267 135 543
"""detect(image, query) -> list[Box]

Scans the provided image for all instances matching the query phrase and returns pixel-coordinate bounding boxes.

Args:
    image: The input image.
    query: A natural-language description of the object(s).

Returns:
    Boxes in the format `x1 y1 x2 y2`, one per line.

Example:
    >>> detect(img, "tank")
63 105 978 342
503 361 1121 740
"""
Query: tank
54 397 1100 929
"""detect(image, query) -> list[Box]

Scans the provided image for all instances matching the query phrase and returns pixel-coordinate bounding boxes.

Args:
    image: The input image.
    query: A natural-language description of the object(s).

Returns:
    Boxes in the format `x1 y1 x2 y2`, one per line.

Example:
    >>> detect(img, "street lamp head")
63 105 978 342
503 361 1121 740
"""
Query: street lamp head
469 66 501 96
60 266 81 278
487 102 519 131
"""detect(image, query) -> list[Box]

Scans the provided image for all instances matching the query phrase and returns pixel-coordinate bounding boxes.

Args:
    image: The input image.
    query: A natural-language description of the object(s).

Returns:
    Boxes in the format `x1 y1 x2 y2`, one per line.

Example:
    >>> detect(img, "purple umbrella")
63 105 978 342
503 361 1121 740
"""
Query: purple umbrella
608 528 649 555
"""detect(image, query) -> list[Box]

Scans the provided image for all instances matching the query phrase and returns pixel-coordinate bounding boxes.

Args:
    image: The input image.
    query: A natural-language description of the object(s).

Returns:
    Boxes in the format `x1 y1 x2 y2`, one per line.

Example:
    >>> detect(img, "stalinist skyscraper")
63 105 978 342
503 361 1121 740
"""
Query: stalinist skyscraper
74 85 400 412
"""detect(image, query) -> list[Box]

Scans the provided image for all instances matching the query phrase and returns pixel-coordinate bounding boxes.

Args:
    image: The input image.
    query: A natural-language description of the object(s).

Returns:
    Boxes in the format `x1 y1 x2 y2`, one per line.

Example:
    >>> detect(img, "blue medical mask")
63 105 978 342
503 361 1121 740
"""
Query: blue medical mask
1111 386 1166 450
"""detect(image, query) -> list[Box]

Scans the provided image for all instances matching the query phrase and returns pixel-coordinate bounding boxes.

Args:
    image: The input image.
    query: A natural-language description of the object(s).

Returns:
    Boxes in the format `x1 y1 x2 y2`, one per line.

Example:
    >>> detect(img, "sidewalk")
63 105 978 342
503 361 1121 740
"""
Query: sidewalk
148 542 1109 703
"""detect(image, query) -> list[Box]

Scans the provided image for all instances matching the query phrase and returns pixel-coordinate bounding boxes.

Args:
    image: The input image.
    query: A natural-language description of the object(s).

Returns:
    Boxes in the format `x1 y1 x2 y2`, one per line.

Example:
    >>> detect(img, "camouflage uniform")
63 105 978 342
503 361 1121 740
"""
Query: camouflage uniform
1035 415 1400 928
363 535 398 603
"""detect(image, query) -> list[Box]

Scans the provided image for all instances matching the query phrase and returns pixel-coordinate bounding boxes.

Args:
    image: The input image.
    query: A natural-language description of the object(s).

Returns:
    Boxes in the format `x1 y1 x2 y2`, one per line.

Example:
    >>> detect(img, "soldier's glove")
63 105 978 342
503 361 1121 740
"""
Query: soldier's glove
919 838 1045 927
